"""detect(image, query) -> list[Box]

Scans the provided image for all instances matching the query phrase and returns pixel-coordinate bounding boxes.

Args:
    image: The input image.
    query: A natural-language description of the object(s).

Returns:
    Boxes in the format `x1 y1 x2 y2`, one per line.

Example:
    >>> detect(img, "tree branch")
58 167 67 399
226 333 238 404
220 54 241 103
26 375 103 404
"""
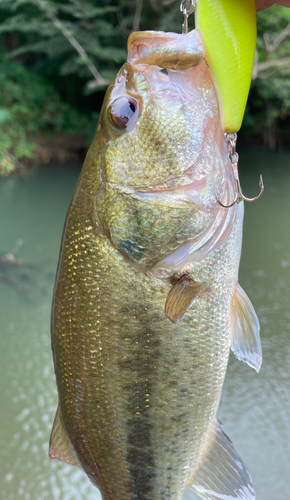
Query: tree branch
36 0 110 88
162 0 176 6
263 21 290 53
258 69 279 79
252 49 259 80
117 11 131 35
257 56 290 73
133 0 143 32
148 0 160 12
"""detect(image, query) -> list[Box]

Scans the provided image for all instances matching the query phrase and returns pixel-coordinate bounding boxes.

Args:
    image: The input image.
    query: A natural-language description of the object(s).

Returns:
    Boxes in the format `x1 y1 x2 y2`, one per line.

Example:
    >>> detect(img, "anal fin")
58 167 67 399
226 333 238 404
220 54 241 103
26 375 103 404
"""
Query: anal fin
187 419 256 500
49 405 80 468
231 283 262 372
165 273 208 323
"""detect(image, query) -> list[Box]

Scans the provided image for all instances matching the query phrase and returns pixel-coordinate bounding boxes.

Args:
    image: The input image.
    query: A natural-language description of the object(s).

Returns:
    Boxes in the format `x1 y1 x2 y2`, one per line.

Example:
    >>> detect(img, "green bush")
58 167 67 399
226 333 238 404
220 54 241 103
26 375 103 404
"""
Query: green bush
1 0 290 166
0 58 89 174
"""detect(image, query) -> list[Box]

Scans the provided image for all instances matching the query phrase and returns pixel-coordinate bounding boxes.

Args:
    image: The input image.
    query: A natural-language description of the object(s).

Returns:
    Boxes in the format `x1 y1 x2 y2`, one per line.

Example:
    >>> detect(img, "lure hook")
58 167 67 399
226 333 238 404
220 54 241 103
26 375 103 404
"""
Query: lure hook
217 133 264 209
180 0 196 34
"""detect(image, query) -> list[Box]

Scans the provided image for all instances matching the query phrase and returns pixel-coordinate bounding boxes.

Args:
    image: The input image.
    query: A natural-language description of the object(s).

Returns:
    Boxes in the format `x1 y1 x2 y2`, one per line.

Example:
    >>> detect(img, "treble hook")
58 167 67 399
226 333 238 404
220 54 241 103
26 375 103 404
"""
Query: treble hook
217 133 264 209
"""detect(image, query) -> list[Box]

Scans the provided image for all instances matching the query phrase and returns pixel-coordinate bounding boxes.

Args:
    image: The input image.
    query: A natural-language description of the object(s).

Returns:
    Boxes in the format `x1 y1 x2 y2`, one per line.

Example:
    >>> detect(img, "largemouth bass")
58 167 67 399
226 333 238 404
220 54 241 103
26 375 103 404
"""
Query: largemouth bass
49 29 262 500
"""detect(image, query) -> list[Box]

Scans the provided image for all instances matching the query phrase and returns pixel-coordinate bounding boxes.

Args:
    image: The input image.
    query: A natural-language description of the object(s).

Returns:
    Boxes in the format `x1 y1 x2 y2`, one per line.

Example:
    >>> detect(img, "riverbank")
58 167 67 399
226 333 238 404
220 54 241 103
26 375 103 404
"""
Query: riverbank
0 132 88 177
2 128 290 178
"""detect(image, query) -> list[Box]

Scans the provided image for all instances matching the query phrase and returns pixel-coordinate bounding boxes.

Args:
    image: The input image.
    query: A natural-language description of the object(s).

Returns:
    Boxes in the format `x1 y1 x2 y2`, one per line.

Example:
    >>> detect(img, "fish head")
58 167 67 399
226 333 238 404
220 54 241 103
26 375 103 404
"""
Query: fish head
95 30 221 191
82 30 235 272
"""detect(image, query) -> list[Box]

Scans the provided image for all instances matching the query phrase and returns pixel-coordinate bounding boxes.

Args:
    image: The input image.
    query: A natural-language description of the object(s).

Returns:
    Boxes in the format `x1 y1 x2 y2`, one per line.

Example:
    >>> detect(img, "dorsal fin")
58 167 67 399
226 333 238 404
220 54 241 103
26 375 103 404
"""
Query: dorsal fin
187 418 256 499
165 274 208 323
231 283 262 372
49 405 80 468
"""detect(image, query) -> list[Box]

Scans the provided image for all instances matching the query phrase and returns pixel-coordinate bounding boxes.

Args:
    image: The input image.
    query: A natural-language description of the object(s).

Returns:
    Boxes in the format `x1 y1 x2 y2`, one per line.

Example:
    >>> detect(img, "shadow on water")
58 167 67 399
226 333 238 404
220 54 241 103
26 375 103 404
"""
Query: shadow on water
0 153 290 499
0 255 56 303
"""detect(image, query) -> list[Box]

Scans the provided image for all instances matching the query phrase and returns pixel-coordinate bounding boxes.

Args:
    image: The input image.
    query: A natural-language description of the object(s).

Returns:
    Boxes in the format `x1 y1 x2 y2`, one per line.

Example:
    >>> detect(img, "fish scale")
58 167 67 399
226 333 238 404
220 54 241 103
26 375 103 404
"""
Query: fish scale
52 181 242 499
50 28 261 500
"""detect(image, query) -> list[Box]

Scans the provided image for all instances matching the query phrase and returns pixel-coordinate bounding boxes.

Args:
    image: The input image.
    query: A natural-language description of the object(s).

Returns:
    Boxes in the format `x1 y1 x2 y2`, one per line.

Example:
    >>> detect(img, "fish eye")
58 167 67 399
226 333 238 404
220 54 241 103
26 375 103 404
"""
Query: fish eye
109 97 138 129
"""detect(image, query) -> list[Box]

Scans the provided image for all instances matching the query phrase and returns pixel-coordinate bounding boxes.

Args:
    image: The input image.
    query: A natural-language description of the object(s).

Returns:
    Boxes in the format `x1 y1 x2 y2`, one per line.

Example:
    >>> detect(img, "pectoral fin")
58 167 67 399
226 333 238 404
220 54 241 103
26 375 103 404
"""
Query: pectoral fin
165 274 207 323
231 283 262 372
49 405 80 467
187 419 256 500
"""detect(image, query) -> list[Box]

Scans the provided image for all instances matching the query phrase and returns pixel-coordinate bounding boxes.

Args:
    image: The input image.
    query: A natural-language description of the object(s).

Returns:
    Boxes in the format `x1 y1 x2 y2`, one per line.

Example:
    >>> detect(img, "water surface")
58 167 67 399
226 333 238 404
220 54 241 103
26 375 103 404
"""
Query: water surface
0 151 289 499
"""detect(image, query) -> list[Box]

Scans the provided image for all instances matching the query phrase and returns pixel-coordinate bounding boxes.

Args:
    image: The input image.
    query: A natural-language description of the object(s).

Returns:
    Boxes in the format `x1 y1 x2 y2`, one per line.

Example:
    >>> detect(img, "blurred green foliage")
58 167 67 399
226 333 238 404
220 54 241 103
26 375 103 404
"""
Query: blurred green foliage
0 58 89 174
0 0 290 173
245 5 290 149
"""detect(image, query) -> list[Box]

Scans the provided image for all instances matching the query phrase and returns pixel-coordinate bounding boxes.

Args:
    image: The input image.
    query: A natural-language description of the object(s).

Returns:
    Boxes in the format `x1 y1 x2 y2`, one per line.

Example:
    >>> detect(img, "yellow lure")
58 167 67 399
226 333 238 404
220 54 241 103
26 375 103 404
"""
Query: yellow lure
196 0 256 133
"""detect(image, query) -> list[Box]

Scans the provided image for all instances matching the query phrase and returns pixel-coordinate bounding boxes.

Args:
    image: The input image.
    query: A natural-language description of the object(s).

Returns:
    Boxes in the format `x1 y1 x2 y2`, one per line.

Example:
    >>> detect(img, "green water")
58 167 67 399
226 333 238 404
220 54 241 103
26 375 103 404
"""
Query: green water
0 151 290 500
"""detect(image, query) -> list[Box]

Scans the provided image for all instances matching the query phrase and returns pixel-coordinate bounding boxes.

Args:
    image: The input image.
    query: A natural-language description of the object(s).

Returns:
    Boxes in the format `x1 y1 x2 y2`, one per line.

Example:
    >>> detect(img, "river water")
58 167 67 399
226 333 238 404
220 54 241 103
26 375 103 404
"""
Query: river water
0 150 289 500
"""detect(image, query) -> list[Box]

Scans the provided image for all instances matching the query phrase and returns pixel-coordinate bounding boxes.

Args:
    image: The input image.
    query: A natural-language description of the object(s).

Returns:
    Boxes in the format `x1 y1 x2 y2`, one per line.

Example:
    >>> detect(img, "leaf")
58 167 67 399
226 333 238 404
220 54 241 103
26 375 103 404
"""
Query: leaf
0 108 13 123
